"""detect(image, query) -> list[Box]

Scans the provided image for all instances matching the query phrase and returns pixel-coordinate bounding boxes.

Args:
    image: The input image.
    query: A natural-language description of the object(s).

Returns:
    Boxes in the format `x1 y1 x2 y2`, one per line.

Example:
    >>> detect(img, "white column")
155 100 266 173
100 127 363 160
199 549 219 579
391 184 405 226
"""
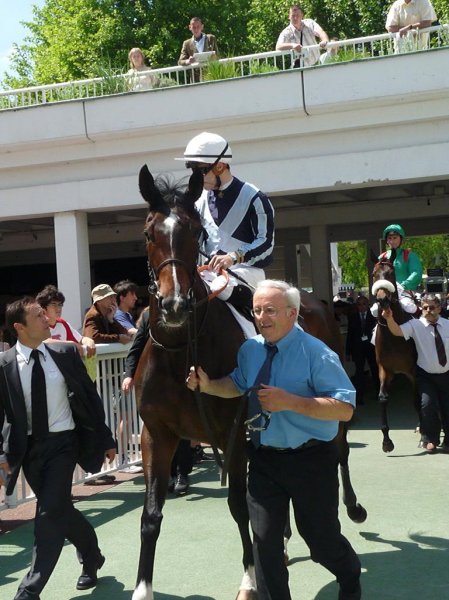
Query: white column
54 211 91 330
309 224 333 306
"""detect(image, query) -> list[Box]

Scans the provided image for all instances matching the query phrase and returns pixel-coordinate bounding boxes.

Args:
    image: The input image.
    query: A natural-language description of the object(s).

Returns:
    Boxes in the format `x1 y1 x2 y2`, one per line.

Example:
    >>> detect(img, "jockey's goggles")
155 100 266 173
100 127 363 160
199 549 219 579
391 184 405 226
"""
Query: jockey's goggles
185 162 213 175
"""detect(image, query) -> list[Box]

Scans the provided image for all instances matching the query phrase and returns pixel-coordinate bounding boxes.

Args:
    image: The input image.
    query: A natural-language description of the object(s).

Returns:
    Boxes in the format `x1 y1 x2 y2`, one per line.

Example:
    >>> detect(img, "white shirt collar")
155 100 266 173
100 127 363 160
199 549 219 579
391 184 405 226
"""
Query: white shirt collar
16 340 48 364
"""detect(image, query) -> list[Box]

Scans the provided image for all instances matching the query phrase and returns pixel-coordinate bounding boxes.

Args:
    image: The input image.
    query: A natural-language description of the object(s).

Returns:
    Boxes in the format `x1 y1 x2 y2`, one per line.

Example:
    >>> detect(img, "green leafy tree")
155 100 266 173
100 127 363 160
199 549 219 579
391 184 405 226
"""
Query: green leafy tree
337 241 369 290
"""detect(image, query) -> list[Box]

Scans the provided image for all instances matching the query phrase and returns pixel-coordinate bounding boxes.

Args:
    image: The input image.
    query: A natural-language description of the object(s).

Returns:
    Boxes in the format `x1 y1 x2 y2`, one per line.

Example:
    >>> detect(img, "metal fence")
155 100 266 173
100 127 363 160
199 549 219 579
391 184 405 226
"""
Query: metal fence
1 25 447 111
0 343 142 510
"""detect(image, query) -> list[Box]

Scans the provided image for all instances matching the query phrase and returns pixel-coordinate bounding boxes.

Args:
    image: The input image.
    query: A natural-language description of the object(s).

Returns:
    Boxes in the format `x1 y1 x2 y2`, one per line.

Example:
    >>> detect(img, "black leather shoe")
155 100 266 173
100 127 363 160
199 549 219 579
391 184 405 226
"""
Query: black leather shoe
174 474 189 495
76 553 105 590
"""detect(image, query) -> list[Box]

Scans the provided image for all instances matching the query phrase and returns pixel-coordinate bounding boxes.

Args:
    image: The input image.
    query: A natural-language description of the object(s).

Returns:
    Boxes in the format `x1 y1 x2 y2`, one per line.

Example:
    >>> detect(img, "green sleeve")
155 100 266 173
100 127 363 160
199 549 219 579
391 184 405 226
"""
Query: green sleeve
400 252 423 290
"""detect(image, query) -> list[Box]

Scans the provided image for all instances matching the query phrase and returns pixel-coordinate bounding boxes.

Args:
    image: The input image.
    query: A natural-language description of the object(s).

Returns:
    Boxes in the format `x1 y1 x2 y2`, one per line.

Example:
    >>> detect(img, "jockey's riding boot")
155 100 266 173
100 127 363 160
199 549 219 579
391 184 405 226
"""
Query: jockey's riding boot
227 284 254 322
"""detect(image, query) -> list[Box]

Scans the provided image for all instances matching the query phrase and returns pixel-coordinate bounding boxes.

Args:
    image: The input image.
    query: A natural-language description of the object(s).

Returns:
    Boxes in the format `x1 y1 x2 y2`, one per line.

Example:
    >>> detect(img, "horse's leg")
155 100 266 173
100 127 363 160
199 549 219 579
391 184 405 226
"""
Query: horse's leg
226 440 257 600
132 424 178 600
378 367 394 453
336 422 367 523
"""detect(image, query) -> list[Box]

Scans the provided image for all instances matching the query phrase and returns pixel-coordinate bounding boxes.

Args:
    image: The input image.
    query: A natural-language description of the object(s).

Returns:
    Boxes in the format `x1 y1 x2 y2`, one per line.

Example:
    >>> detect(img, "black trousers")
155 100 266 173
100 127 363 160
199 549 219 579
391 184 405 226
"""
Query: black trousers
246 441 361 600
14 431 99 600
353 341 379 404
170 439 193 478
416 366 449 444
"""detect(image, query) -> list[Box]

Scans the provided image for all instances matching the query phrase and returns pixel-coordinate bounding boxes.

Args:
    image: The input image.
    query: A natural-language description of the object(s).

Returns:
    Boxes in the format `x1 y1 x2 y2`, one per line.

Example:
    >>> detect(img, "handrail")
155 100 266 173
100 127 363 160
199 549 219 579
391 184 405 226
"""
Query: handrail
0 24 447 111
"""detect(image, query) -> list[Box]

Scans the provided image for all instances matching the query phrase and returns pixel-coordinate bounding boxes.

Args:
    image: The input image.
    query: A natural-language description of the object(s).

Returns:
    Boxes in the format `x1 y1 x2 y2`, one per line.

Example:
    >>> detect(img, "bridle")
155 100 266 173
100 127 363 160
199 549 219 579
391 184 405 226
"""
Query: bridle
146 256 196 304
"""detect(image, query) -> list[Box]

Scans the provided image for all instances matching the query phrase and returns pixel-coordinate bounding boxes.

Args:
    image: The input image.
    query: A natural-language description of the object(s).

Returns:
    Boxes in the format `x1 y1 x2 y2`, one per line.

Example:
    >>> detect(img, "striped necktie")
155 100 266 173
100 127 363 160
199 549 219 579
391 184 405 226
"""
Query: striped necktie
246 344 278 447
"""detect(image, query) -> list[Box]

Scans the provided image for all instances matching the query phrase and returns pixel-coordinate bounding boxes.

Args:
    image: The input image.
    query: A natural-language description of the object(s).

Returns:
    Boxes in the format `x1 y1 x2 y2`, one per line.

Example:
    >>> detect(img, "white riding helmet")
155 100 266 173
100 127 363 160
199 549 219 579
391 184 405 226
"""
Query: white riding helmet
175 132 232 165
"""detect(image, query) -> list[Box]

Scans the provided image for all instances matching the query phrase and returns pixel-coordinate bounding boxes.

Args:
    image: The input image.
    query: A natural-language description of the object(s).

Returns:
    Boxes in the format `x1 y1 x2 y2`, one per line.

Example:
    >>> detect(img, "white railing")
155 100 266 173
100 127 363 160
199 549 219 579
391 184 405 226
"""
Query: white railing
0 342 142 510
0 25 447 111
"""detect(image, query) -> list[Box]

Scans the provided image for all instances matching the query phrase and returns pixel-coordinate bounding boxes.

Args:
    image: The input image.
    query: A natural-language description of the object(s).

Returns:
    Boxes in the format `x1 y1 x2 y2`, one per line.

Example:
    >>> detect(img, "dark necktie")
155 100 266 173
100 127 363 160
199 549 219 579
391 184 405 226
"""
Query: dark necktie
360 312 366 333
431 323 447 367
30 349 49 439
246 344 278 447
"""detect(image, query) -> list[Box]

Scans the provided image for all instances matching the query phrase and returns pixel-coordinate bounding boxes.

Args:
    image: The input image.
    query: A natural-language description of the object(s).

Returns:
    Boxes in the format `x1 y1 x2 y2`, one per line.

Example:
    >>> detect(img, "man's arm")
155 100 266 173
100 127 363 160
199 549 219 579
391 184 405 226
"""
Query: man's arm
258 386 354 422
83 313 131 344
178 40 193 65
381 307 405 337
186 366 240 397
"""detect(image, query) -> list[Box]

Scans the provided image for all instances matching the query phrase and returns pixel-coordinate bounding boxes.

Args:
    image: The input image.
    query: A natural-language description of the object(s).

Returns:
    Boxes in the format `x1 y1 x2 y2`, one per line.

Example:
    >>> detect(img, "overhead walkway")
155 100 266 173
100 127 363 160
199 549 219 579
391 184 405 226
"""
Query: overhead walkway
1 389 448 599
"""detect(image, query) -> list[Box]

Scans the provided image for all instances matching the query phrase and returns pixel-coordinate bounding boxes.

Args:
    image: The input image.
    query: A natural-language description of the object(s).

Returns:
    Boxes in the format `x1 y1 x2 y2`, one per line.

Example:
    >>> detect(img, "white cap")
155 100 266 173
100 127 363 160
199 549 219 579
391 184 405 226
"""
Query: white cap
175 132 232 164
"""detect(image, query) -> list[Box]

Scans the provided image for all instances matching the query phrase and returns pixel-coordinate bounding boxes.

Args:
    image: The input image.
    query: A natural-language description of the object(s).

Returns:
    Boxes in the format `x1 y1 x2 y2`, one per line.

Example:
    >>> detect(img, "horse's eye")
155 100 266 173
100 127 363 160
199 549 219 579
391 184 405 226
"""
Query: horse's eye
144 229 153 243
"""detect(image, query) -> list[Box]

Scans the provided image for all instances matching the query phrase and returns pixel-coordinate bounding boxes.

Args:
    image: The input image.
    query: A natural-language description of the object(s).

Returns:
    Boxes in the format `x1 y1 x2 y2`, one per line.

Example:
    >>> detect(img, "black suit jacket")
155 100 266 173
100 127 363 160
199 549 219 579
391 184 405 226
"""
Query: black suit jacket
346 310 376 358
0 343 115 495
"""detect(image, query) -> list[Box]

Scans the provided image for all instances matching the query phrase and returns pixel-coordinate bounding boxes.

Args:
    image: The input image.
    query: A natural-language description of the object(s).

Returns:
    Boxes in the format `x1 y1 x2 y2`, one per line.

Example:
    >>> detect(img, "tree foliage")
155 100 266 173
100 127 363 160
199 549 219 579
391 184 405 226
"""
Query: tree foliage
3 0 447 88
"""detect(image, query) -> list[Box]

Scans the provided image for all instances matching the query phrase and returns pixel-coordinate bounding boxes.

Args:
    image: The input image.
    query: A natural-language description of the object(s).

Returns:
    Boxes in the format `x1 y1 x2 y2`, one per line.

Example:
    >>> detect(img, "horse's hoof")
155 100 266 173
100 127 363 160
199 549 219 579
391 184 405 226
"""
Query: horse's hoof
347 503 368 524
382 440 394 453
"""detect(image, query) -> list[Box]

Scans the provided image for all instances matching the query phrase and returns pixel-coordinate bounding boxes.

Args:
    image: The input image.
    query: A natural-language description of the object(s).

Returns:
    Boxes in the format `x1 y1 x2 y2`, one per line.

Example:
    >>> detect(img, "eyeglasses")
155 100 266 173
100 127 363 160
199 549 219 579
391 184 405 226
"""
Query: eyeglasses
185 162 212 175
48 302 64 308
422 305 438 311
251 306 289 317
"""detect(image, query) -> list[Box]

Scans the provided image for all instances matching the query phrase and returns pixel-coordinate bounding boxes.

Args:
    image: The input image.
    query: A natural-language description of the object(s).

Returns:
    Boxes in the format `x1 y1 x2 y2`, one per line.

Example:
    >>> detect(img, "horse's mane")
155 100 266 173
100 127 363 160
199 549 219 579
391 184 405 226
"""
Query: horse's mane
153 174 201 219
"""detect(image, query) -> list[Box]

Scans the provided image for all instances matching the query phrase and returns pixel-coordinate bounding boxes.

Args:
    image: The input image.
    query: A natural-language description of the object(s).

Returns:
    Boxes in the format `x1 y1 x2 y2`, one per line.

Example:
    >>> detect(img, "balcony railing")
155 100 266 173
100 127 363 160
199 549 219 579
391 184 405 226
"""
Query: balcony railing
0 25 447 111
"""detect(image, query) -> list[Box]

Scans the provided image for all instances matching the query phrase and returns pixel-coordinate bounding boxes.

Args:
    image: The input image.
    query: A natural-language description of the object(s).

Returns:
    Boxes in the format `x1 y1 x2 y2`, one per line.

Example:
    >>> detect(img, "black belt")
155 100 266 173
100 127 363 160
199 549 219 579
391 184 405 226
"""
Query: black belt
259 438 325 453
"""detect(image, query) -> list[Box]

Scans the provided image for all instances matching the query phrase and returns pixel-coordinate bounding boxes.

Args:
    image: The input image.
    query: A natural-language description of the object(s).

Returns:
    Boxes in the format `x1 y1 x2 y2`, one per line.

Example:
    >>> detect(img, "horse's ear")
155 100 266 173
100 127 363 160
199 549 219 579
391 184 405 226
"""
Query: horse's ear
186 169 204 204
139 165 170 215
369 248 378 264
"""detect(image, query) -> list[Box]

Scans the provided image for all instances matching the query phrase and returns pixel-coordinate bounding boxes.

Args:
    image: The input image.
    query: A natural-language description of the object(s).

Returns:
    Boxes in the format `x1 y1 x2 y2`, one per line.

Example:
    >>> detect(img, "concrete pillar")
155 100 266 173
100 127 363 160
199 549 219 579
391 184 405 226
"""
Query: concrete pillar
309 224 333 305
365 232 382 300
54 212 91 330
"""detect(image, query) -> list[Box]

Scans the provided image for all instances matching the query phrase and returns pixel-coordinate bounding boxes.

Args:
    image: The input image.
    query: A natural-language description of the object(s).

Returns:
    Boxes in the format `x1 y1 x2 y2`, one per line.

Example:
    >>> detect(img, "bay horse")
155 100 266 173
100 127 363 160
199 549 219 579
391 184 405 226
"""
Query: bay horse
371 254 417 452
132 165 366 600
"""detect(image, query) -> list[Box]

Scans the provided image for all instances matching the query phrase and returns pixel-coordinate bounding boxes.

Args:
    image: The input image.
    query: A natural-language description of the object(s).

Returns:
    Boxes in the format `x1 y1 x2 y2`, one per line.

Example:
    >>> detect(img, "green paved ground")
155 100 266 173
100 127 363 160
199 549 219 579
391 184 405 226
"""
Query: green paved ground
1 384 449 599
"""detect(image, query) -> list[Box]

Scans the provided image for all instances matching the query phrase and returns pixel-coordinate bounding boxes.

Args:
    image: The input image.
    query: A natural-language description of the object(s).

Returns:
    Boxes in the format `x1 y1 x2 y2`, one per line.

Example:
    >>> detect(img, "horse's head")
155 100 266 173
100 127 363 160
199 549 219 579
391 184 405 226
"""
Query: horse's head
371 252 398 310
139 165 204 327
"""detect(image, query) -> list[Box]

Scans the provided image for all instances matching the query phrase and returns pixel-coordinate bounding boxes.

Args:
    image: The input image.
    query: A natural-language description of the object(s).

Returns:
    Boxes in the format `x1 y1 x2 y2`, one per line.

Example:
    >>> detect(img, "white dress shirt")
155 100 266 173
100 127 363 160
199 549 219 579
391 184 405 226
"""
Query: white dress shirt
16 341 75 435
400 316 449 374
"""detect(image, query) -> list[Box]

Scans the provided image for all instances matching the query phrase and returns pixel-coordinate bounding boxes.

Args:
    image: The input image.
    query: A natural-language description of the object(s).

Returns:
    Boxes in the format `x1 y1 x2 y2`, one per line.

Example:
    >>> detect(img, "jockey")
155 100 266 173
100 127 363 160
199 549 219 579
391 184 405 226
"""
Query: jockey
372 223 423 316
176 132 275 316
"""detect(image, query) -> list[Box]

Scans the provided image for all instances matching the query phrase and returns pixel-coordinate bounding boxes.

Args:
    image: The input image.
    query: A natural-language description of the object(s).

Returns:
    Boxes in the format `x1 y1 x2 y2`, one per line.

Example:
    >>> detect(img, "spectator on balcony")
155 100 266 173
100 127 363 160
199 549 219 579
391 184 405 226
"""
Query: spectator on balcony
83 284 132 345
386 0 437 51
276 5 329 67
178 17 218 67
36 285 96 358
113 279 138 336
127 47 154 91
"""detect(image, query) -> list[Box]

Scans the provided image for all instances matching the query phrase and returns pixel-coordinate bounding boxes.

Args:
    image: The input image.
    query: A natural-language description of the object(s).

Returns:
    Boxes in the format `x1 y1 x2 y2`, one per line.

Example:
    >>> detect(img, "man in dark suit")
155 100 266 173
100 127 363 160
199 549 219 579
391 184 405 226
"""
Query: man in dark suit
0 297 116 600
346 296 379 405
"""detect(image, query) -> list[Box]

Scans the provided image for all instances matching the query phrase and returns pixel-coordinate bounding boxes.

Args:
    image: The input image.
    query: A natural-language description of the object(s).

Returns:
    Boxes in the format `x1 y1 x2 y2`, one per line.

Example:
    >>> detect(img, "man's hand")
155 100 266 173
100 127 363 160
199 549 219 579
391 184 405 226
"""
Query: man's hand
104 448 116 464
258 385 292 412
186 366 210 393
82 337 96 358
122 376 133 394
208 254 233 272
381 307 393 320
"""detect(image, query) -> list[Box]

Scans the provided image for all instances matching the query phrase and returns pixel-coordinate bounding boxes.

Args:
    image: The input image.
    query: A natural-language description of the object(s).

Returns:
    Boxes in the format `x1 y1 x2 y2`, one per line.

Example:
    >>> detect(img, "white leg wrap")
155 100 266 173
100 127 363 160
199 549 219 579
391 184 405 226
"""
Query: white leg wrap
239 566 257 591
132 580 154 600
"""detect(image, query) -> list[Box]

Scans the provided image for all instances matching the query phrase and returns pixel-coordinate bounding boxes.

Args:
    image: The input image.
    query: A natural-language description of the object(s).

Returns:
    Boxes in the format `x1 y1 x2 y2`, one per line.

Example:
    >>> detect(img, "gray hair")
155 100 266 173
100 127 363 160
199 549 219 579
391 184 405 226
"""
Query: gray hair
255 279 300 311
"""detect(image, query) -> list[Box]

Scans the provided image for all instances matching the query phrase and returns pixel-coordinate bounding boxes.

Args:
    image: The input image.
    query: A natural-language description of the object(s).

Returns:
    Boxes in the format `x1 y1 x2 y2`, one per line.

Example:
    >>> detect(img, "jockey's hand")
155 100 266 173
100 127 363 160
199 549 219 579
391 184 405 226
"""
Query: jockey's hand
208 254 233 273
382 307 393 320
186 366 210 393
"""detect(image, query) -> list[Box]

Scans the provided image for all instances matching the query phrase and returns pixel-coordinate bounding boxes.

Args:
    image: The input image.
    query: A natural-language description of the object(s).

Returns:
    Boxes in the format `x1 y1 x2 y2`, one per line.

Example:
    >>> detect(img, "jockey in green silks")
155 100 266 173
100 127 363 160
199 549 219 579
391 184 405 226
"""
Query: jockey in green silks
372 224 423 316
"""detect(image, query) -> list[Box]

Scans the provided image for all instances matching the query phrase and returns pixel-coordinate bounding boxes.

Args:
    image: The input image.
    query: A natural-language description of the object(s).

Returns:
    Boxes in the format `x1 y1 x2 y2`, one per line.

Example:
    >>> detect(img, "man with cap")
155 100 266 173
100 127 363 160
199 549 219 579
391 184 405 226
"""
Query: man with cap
371 224 422 317
176 131 275 317
83 284 133 344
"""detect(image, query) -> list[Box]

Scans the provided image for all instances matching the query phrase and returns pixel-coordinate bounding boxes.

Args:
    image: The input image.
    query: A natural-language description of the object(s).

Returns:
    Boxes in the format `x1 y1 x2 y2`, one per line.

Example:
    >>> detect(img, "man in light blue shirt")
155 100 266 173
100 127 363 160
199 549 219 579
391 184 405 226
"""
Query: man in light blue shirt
113 280 138 335
187 279 361 600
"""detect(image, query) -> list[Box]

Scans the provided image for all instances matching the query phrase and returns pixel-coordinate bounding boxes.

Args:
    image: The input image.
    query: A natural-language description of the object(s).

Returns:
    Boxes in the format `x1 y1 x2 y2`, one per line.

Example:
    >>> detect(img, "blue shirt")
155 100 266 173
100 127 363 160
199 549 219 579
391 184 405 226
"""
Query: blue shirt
114 309 136 331
230 327 356 448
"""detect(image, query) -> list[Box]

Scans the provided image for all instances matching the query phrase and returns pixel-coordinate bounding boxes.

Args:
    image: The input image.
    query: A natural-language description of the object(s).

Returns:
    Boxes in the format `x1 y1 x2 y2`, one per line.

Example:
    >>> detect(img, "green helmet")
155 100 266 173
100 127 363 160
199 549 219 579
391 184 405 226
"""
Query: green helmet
383 224 405 239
